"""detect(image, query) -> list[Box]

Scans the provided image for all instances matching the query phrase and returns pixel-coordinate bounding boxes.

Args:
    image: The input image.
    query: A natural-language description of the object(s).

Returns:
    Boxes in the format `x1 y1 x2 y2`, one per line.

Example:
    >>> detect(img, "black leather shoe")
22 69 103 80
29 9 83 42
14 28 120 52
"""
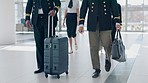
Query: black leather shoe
92 69 101 78
34 69 44 74
105 60 111 72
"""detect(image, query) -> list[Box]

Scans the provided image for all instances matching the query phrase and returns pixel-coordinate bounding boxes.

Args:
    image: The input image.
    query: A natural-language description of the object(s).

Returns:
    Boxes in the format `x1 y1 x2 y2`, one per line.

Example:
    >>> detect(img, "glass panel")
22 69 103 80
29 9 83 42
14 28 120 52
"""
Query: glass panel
15 1 29 32
118 0 146 32
143 0 148 32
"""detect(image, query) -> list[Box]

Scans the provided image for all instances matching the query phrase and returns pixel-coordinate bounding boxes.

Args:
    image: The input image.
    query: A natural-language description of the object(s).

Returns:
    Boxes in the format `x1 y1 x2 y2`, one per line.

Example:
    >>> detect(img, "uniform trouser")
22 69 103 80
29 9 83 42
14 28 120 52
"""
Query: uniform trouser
88 29 112 69
33 14 56 70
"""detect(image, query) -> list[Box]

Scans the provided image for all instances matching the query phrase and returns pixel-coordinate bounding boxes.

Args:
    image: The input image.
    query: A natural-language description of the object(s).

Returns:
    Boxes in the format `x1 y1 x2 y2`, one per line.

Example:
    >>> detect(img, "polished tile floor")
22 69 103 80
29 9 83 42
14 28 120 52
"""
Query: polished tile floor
0 32 147 83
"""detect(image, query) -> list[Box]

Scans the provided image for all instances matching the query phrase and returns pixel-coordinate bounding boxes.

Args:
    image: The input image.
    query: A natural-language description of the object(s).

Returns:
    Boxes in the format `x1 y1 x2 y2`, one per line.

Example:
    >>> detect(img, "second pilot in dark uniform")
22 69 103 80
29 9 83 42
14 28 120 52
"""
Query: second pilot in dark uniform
25 0 61 74
78 0 121 78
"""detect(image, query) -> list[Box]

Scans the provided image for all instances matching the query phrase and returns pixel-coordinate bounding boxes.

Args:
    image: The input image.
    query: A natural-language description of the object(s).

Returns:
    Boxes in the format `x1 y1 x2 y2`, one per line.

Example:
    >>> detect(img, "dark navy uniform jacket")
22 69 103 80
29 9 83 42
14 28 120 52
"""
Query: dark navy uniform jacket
79 0 121 31
25 0 61 25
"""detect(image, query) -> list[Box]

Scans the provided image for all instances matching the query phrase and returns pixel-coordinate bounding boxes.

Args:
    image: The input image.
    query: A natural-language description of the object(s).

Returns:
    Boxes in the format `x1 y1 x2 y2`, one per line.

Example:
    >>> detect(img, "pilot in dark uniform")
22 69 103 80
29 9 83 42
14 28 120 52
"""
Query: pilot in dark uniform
25 0 61 74
78 0 121 78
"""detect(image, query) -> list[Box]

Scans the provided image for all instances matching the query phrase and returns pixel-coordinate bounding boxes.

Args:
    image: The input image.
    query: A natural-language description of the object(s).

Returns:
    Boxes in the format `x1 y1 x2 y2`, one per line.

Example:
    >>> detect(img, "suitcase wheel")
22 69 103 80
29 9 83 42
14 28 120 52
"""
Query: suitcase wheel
66 71 68 75
57 75 60 79
45 73 48 78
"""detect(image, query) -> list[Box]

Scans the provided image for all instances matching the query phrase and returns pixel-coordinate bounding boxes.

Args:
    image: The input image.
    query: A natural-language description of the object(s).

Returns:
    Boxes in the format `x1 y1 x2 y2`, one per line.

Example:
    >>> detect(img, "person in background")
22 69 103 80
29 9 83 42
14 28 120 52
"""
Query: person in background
78 0 121 78
25 0 61 74
112 3 122 42
63 0 79 54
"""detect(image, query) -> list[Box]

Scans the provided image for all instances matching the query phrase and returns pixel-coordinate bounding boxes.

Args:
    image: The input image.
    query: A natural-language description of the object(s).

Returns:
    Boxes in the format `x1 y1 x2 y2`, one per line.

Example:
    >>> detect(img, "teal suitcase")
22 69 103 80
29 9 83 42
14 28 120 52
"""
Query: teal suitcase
44 16 68 79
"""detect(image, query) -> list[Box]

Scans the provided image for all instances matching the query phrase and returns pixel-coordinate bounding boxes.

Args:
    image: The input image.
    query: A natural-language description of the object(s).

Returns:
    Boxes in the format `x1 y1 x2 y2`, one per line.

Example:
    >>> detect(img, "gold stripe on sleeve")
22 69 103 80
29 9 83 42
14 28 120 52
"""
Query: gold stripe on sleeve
80 18 85 20
26 14 30 16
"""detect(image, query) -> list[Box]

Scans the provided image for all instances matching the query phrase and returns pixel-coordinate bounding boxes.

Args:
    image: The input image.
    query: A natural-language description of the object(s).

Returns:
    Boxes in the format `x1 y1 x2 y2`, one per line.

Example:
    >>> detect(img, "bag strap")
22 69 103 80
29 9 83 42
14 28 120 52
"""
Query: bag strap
115 30 122 40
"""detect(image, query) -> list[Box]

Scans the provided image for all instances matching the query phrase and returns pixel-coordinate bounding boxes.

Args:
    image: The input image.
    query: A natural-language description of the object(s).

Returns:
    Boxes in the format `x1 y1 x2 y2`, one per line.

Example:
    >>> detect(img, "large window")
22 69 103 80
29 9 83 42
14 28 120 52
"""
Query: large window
118 0 148 32
15 0 148 32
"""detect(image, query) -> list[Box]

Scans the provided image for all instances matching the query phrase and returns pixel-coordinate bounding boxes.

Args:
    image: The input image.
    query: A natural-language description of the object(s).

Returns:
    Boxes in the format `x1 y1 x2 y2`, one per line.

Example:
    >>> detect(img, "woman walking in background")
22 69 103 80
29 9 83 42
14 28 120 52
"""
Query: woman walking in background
63 0 79 54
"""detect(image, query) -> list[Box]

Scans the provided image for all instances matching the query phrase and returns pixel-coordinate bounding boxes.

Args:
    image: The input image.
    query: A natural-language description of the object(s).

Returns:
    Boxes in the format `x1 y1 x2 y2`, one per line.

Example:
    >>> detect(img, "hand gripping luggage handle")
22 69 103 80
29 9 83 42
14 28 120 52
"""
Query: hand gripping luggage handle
48 15 54 38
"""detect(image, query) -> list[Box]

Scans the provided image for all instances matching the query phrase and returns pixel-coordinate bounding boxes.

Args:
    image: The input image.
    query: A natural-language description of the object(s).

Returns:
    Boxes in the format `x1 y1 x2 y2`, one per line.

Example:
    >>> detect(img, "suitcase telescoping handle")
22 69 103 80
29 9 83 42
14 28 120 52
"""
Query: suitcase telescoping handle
48 15 54 38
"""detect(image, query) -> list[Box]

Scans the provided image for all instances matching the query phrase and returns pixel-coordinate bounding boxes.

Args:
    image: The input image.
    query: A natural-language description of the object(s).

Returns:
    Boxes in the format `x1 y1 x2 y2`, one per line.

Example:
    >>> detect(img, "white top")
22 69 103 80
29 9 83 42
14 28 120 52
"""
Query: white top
65 0 79 13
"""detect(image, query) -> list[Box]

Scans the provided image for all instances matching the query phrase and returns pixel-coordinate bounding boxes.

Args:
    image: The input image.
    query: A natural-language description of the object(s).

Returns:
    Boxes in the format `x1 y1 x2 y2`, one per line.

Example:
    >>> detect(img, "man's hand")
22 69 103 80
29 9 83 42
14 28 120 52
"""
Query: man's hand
116 23 121 30
78 26 84 34
49 10 56 16
26 20 31 28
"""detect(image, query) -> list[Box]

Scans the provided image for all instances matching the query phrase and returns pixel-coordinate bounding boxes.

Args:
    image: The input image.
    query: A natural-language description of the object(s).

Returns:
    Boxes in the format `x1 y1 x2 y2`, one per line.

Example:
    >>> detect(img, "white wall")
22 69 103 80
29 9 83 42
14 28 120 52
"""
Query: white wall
0 0 16 44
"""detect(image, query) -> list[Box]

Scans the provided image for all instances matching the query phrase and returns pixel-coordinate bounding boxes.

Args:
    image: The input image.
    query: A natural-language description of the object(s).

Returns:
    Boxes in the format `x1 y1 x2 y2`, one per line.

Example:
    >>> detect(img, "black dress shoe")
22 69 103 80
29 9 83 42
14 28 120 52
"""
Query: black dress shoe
34 69 44 74
105 59 111 72
92 69 101 78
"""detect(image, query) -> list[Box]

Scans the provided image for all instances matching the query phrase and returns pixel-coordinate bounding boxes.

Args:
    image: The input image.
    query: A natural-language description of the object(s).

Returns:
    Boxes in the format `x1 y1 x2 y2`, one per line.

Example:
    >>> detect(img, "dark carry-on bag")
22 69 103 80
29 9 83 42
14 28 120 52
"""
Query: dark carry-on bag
111 30 126 62
44 16 68 79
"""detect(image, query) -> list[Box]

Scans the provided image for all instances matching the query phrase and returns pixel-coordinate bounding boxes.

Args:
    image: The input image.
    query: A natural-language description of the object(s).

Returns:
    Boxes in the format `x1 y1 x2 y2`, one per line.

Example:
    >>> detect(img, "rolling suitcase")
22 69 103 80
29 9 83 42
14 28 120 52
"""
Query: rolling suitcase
44 16 68 79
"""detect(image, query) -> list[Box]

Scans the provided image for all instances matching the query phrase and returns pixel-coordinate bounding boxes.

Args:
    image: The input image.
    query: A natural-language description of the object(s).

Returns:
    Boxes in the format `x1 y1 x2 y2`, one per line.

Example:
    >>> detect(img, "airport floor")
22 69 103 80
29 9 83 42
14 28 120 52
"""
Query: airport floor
0 31 148 83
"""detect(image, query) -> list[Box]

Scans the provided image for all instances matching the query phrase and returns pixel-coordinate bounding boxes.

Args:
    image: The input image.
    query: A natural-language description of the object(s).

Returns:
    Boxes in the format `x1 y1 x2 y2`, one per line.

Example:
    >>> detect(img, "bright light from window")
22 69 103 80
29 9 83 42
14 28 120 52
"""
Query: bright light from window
118 0 148 5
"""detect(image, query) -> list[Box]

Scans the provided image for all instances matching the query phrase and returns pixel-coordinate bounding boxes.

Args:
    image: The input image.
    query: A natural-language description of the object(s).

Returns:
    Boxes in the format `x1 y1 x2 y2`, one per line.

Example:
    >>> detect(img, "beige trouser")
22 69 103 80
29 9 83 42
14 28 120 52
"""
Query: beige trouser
89 29 112 69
